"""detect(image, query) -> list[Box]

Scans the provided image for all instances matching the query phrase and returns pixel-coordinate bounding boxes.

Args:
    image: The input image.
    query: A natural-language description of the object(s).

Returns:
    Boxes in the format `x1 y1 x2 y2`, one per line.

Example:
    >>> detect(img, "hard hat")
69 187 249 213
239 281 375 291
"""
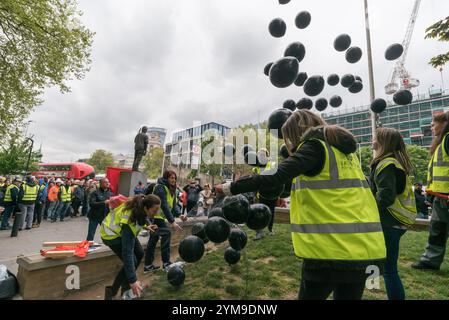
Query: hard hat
55 178 63 184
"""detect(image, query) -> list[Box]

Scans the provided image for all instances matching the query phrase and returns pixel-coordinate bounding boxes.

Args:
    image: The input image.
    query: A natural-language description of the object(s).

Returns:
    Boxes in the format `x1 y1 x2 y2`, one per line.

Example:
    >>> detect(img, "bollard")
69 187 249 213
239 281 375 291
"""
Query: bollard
11 212 23 237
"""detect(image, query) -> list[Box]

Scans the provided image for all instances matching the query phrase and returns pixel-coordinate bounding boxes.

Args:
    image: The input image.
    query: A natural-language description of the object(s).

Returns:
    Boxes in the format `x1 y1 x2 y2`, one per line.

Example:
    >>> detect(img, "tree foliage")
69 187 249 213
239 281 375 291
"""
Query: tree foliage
425 16 449 68
0 133 42 175
0 0 94 136
86 149 115 173
142 147 164 179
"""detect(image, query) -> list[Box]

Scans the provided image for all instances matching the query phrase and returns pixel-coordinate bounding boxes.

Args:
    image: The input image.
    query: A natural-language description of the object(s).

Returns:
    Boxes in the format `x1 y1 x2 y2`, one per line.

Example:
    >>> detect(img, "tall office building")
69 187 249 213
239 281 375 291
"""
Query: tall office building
323 89 449 148
146 127 167 149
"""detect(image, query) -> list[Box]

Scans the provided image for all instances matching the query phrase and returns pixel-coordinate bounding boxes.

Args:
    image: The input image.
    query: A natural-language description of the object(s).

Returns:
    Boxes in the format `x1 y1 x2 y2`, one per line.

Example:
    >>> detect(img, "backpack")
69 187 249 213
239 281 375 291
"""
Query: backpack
144 183 157 196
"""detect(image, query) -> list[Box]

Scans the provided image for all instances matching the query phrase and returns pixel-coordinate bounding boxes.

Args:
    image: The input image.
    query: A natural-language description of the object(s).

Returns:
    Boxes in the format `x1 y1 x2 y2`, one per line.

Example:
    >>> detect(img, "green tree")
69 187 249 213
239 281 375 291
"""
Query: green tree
425 16 449 68
0 0 94 137
407 144 429 184
86 149 115 173
142 147 164 179
0 134 42 175
359 146 373 177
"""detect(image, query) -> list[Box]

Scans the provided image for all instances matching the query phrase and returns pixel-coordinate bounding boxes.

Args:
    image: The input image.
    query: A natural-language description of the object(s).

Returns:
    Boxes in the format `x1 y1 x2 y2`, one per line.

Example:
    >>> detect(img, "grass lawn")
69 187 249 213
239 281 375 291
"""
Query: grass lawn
142 224 449 300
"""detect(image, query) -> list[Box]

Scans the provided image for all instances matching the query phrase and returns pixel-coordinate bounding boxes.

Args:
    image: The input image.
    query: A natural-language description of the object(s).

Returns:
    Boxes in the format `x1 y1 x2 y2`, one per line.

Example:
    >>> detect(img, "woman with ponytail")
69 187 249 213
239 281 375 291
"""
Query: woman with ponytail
100 194 161 300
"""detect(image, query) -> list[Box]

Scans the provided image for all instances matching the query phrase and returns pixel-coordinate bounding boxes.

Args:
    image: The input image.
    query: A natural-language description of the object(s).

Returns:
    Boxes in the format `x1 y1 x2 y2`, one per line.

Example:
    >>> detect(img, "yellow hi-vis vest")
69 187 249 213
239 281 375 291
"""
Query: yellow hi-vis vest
427 133 449 193
252 161 277 175
100 204 144 241
153 184 173 220
290 139 386 261
60 185 72 202
4 185 19 202
375 157 417 226
21 184 39 202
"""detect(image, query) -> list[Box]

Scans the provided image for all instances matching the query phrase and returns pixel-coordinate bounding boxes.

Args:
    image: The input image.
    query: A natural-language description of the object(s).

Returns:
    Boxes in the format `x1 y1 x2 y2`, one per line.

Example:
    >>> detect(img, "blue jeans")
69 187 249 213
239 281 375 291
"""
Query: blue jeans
56 202 70 221
87 219 100 241
383 226 407 300
47 201 59 221
1 204 15 228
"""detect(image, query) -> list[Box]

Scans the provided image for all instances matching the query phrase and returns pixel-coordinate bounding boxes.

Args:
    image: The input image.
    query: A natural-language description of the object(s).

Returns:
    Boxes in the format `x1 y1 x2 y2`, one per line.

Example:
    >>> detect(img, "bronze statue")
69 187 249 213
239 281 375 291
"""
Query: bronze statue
132 126 149 171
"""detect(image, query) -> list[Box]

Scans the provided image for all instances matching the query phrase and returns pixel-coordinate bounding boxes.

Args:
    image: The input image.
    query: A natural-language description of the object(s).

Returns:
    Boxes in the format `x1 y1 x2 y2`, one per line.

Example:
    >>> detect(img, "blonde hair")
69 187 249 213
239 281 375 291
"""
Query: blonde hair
281 109 327 154
372 127 413 175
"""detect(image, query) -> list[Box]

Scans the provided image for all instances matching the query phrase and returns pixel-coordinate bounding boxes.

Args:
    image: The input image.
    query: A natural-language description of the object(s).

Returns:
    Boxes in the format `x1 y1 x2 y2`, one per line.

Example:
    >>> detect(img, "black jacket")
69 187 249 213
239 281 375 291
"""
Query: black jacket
230 127 384 276
414 188 428 213
88 187 113 222
369 159 406 228
154 178 180 224
183 184 203 203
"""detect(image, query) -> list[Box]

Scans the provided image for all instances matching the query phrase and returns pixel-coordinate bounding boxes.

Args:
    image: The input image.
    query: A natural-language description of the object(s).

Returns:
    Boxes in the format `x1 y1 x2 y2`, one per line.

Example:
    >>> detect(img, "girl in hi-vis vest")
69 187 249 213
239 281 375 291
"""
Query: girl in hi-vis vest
101 194 160 300
216 109 386 300
370 127 416 300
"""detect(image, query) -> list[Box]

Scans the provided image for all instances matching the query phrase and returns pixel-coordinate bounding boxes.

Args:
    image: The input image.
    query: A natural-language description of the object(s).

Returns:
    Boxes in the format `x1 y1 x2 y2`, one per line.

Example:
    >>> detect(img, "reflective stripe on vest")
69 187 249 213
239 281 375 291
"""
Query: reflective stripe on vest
100 205 142 240
60 186 72 202
290 138 386 261
375 157 417 226
4 185 19 202
21 185 39 202
154 184 173 220
428 133 449 192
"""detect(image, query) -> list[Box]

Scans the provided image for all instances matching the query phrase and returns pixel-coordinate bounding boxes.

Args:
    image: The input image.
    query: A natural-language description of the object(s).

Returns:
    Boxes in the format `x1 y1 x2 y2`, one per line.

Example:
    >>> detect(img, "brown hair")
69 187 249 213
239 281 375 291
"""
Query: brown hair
372 127 413 175
281 109 327 154
124 194 161 224
162 170 177 195
429 111 449 156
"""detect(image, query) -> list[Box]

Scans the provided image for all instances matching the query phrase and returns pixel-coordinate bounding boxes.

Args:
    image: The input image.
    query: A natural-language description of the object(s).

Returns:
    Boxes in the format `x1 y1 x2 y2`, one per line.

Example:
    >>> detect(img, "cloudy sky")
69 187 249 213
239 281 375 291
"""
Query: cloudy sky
28 0 449 162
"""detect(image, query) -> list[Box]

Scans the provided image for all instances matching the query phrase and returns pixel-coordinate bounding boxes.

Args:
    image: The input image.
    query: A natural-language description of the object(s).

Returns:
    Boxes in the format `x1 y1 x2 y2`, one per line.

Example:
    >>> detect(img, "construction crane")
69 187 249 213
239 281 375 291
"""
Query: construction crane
385 0 421 95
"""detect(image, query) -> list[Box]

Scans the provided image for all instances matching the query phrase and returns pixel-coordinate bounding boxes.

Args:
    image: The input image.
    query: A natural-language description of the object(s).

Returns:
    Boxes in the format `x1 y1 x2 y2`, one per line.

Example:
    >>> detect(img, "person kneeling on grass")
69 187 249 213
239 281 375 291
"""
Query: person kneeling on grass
100 194 161 300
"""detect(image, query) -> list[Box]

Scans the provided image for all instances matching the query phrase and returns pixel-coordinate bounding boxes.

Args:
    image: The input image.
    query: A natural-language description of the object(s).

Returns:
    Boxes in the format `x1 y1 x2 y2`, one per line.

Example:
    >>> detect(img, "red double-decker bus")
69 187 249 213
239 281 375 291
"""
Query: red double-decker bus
32 163 95 180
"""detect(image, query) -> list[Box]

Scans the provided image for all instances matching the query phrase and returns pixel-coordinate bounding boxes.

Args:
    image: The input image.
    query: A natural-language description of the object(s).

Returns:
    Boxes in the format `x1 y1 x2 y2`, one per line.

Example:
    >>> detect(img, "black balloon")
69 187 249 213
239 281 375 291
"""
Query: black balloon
348 81 363 94
222 195 251 224
296 97 313 110
327 74 340 86
224 247 241 265
269 18 287 38
334 34 351 52
371 98 387 113
205 217 231 243
346 47 362 64
208 207 224 219
192 222 208 244
315 98 328 112
295 11 311 29
341 74 355 88
269 57 299 88
244 150 260 167
294 72 308 87
264 62 273 76
228 229 247 251
329 95 343 108
355 76 362 82
167 265 185 287
278 0 290 4
178 235 205 263
260 183 285 201
393 89 413 105
283 99 297 111
303 75 325 97
247 204 272 231
284 42 306 63
242 144 254 156
279 144 290 159
268 108 293 139
385 43 404 61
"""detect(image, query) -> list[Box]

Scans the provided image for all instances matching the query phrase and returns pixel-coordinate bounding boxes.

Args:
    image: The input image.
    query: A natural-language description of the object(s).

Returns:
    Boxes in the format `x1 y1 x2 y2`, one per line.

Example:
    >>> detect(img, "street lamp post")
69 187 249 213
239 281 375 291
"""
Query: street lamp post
363 0 378 140
25 137 34 175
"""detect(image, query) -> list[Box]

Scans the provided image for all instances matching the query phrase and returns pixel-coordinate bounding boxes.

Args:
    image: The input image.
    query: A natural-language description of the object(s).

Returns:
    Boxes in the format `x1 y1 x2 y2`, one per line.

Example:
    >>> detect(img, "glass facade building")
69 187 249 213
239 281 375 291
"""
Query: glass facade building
323 90 449 148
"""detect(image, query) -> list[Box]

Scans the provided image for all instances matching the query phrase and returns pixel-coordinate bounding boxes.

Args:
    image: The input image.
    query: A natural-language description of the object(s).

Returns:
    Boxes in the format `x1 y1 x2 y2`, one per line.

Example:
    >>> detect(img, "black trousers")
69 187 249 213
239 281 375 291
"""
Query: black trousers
132 150 145 171
33 201 43 224
259 197 277 232
71 200 82 216
186 201 196 214
107 240 144 296
298 268 367 300
145 219 171 265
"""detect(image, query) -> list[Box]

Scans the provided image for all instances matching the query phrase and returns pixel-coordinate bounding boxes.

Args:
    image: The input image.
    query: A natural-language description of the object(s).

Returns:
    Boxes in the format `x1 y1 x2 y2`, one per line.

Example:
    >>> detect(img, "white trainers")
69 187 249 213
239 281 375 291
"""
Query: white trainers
253 231 264 241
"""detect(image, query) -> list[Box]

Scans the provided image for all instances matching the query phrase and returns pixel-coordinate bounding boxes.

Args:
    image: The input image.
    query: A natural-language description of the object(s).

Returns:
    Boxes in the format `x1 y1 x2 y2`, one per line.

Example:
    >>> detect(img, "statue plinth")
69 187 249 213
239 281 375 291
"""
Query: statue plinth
118 171 148 196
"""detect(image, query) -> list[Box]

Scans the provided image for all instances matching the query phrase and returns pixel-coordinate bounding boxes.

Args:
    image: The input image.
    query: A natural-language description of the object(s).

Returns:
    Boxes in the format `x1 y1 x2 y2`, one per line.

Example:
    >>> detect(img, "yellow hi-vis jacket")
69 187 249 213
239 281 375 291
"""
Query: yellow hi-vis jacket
375 157 417 226
290 138 386 261
100 204 144 241
60 185 72 202
153 184 173 221
4 184 19 203
21 184 39 202
428 133 449 193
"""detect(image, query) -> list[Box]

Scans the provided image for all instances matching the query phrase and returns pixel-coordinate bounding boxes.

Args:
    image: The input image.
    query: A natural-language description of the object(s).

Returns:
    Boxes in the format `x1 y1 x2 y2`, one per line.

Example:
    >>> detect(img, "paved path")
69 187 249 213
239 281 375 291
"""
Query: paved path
0 217 102 275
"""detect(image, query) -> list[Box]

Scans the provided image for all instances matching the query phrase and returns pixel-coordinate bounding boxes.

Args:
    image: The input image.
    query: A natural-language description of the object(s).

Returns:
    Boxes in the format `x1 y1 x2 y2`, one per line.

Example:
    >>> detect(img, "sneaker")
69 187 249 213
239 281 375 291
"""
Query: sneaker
51 220 56 223
143 265 161 274
268 230 275 236
253 231 264 241
25 227 31 230
163 262 173 270
411 261 440 270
